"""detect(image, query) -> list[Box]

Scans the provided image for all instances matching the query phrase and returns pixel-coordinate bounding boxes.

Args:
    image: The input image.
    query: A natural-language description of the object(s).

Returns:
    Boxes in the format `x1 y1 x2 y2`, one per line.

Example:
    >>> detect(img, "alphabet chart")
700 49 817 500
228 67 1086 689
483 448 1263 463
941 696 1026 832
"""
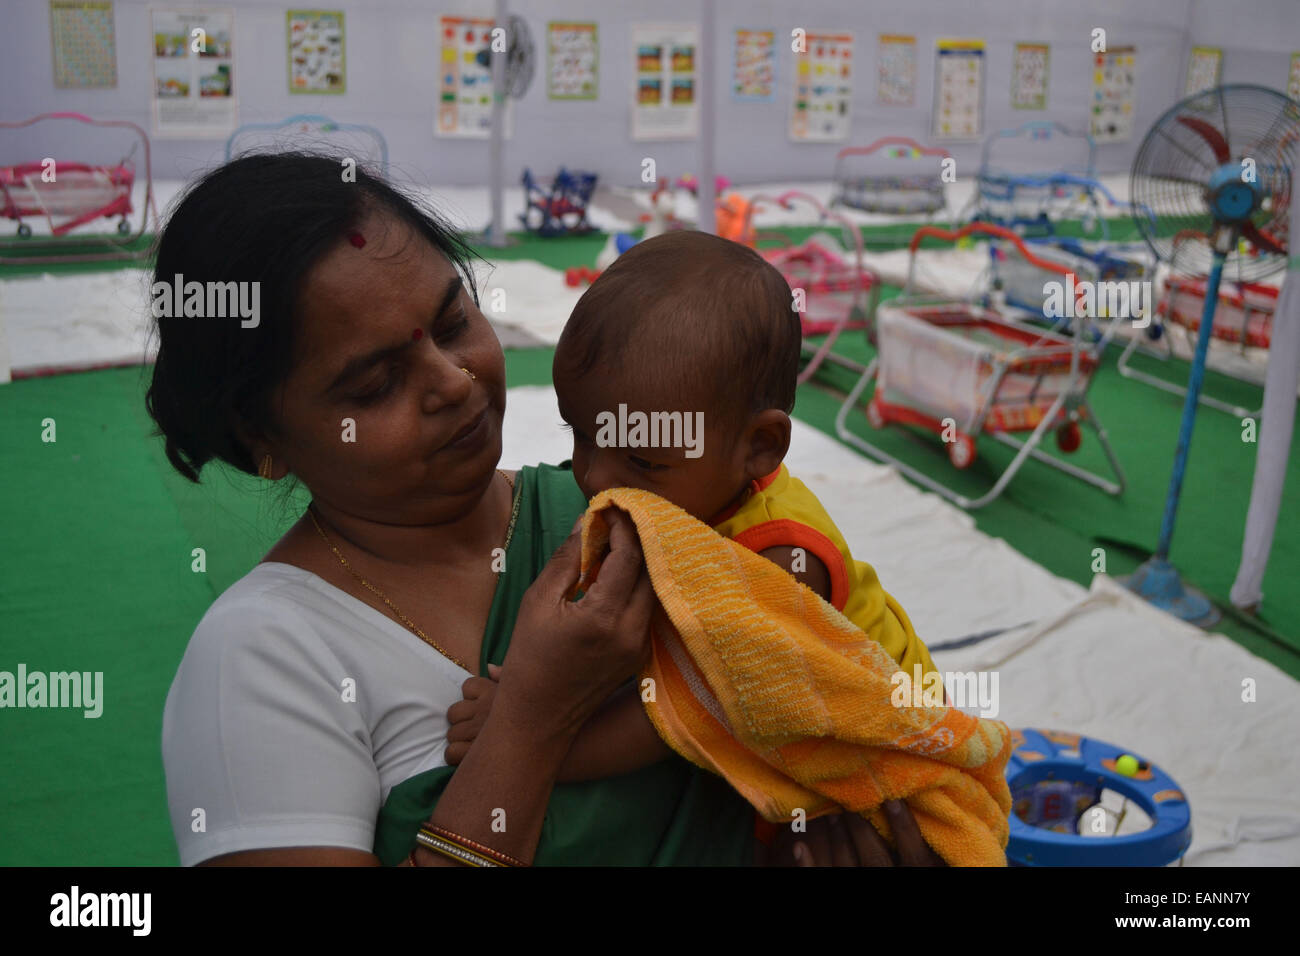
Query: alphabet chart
932 38 984 140
1091 46 1136 143
547 21 597 100
790 30 853 142
50 0 117 88
877 34 915 106
733 27 775 102
1011 42 1049 110
1184 46 1221 98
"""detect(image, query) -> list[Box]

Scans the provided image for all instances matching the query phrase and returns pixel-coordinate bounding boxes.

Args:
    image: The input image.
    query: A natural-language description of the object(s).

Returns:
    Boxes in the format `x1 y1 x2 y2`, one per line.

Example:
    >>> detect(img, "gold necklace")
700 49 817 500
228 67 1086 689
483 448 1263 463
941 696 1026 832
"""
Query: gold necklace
307 470 520 671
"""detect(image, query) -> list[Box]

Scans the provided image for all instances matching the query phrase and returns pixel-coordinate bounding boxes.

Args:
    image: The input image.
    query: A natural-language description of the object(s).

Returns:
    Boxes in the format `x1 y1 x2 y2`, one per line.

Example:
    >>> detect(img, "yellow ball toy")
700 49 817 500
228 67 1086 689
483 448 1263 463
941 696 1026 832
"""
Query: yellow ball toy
1116 754 1140 777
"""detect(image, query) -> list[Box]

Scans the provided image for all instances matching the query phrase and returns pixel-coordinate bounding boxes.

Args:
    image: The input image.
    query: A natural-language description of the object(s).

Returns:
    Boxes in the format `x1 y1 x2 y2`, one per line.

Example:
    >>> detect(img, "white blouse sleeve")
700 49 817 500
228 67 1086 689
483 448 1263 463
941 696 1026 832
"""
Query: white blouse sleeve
162 594 383 866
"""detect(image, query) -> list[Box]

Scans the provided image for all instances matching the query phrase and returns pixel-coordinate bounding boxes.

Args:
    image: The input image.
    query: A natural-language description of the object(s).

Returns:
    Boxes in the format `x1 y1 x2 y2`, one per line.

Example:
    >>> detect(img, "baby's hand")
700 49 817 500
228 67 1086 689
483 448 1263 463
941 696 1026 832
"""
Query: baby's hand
445 663 503 766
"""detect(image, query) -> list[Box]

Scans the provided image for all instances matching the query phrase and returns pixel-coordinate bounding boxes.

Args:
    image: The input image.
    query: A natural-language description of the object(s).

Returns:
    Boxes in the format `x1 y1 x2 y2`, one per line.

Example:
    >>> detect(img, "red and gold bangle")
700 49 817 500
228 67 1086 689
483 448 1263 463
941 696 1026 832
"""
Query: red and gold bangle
426 825 528 868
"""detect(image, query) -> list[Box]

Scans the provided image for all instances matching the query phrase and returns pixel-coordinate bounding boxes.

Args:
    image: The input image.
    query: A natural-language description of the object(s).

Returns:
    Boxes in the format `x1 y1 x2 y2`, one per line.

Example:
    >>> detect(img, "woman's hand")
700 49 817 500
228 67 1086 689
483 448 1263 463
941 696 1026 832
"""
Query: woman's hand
493 508 655 744
766 802 947 867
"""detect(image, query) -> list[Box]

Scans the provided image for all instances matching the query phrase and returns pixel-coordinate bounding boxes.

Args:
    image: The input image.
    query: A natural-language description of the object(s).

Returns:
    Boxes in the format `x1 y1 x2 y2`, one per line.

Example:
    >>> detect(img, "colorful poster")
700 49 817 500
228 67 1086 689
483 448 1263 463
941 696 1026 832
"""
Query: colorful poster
877 34 915 106
1011 42 1049 110
932 39 984 140
287 10 344 93
1091 45 1136 143
631 23 698 141
547 21 597 100
50 1 117 88
437 15 506 138
733 28 775 102
1184 46 1220 98
150 8 236 138
790 30 853 142
1290 53 1300 100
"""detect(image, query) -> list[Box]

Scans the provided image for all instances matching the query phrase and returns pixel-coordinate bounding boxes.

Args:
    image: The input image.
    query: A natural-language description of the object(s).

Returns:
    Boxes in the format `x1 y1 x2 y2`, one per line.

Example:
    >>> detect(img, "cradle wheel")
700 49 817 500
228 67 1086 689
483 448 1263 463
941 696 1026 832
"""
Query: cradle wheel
117 219 131 235
866 397 887 429
17 222 32 238
1056 422 1082 453
948 433 976 469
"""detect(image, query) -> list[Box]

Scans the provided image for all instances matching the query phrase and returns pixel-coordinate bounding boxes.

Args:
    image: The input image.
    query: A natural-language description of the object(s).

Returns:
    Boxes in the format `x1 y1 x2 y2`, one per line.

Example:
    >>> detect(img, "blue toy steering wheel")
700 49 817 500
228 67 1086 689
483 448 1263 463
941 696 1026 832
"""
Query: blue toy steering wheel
1005 728 1192 866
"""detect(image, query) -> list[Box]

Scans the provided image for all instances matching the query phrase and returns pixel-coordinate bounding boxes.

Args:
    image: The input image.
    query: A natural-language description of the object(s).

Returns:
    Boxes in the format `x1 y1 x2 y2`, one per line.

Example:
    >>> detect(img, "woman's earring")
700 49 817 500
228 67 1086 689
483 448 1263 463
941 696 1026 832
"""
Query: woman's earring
460 367 476 381
258 454 273 480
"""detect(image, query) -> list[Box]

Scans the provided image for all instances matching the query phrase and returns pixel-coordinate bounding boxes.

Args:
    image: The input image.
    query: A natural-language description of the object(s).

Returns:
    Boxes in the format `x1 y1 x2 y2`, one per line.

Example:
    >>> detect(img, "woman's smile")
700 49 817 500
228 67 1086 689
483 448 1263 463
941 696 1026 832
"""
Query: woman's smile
440 405 491 454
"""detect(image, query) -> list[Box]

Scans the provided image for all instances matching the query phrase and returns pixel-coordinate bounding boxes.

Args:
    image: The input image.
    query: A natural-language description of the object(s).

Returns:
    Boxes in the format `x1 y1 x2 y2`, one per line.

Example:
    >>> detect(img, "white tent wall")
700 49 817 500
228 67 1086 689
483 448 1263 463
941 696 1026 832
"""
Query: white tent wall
6 0 1294 190
5 0 1289 191
1188 0 1300 86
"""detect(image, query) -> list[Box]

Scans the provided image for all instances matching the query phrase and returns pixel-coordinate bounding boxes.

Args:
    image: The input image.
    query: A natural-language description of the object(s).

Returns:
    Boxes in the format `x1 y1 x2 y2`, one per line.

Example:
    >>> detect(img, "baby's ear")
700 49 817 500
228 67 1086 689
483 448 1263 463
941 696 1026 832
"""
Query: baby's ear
744 409 791 479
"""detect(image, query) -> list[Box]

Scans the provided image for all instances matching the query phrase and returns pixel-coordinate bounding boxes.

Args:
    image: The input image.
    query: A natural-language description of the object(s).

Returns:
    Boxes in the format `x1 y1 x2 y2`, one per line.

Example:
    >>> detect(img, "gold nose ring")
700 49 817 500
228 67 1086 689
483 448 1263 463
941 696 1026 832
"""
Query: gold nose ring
460 367 476 381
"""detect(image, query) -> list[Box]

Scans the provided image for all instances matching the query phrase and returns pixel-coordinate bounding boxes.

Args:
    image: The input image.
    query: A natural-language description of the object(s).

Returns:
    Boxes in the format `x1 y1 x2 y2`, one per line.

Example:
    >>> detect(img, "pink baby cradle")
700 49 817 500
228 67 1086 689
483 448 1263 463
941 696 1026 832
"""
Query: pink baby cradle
0 161 133 236
0 112 155 264
742 190 879 383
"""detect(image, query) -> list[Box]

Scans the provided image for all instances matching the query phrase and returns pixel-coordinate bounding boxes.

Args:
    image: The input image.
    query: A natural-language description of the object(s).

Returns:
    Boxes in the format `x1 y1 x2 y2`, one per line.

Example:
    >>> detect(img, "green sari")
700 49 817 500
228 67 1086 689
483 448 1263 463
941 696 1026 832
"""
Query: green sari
372 462 756 866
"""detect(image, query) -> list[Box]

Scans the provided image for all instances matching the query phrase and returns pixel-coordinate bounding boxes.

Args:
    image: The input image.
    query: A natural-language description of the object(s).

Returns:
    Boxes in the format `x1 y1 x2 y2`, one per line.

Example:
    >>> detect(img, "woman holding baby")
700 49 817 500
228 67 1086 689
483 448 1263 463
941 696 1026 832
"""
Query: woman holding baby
154 155 941 867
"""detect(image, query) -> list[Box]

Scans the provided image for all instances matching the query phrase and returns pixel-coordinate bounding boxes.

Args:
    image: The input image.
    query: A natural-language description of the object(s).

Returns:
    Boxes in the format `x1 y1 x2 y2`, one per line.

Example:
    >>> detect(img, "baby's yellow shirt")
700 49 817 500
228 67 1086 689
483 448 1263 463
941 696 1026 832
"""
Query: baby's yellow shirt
710 464 939 679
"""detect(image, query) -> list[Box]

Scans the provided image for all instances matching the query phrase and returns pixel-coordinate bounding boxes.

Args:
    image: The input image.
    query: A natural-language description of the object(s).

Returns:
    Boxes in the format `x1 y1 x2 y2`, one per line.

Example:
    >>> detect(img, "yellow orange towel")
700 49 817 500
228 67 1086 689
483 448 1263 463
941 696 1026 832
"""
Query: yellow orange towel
579 488 1013 866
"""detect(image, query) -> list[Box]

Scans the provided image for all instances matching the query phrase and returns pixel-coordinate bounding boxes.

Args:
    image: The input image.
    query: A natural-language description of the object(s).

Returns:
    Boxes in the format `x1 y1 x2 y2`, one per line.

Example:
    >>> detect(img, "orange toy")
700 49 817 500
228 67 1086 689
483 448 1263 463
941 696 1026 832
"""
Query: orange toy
716 193 756 247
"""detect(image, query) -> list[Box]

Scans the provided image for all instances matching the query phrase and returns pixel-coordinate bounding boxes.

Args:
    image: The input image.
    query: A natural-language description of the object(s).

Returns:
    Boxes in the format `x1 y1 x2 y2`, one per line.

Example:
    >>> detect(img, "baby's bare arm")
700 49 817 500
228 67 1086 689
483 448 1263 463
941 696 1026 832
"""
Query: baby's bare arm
557 680 671 782
448 669 670 782
758 545 832 600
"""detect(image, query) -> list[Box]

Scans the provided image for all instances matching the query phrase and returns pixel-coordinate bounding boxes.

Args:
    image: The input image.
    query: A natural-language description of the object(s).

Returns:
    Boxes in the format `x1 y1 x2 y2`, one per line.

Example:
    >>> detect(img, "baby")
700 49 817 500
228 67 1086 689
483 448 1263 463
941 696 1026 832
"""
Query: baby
452 229 940 785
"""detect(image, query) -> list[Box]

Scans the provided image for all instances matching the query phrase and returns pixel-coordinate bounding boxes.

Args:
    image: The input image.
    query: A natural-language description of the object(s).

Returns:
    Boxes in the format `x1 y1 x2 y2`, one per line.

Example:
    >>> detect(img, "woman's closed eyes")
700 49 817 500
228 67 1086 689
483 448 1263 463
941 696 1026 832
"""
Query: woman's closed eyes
349 307 470 406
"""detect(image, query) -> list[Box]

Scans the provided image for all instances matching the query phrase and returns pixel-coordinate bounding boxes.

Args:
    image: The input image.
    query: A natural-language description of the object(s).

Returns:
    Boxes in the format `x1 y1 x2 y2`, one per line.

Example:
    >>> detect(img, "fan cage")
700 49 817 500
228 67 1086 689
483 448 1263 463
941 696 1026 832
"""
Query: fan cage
1129 84 1296 284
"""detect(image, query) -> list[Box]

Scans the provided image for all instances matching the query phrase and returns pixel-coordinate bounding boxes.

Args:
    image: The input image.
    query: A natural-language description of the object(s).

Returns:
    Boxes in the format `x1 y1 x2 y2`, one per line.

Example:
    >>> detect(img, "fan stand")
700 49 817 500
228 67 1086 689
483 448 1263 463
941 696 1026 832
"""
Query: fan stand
477 0 515 249
1120 225 1241 627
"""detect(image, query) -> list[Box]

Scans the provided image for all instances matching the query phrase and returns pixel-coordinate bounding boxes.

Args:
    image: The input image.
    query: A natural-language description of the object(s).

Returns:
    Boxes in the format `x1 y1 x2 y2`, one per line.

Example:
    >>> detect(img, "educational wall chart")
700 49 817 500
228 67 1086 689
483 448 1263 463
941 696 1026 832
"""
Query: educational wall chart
790 30 853 142
631 23 698 141
1091 45 1136 143
287 10 344 94
733 28 775 102
547 21 597 100
876 34 915 106
150 8 236 138
1011 42 1049 110
932 39 984 140
50 1 117 88
1288 53 1300 101
437 15 501 138
1184 46 1220 98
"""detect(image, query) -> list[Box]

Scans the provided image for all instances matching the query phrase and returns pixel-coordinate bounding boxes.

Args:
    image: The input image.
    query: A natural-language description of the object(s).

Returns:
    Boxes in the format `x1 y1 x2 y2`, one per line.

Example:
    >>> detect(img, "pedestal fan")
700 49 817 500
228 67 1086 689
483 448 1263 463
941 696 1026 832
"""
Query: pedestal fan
1121 84 1297 625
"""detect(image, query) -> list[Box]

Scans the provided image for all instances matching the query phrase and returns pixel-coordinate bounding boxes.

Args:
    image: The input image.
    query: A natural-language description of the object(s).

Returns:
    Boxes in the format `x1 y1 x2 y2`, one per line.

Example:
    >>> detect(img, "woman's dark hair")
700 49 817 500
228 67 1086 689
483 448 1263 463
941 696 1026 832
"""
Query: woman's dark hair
144 152 480 482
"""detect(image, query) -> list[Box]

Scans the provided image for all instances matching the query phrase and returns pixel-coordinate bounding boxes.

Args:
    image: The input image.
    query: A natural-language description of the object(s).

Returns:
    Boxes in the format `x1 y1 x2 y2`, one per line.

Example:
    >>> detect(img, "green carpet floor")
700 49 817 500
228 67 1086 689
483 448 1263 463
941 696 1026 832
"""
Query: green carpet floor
1 221 1296 866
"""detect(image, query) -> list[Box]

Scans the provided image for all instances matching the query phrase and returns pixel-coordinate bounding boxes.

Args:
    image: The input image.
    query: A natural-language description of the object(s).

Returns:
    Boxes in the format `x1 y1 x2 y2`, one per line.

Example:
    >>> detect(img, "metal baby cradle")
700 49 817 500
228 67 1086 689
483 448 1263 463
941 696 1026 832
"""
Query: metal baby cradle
834 222 1126 510
1117 232 1279 419
0 112 157 265
741 189 879 383
967 121 1119 240
829 136 953 218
